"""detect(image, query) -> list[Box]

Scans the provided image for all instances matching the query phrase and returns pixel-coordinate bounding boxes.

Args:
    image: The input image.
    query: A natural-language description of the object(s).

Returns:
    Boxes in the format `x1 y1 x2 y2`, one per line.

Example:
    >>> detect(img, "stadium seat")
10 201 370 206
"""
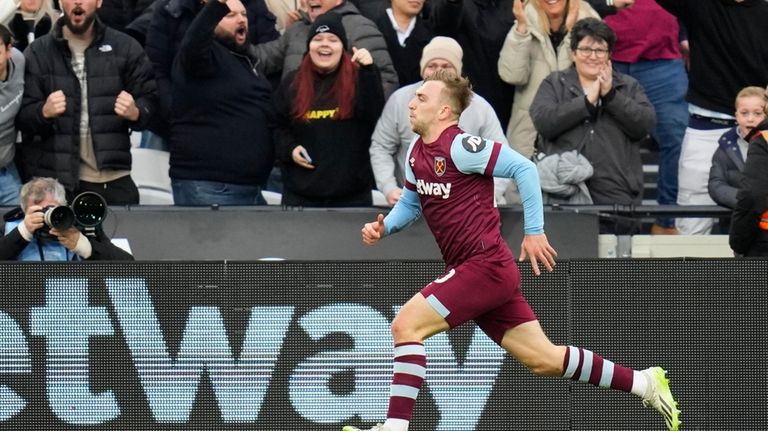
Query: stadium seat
130 148 174 205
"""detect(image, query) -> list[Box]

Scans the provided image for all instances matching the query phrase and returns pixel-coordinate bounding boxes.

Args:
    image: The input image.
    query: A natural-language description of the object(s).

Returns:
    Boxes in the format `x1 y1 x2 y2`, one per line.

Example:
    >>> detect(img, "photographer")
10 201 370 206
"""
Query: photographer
0 177 134 261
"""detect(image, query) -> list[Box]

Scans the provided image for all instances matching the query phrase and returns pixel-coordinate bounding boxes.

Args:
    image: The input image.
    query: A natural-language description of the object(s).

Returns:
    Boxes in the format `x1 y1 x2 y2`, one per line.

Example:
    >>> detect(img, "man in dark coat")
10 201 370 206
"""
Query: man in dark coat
168 0 275 206
16 0 157 206
730 119 768 257
143 0 279 141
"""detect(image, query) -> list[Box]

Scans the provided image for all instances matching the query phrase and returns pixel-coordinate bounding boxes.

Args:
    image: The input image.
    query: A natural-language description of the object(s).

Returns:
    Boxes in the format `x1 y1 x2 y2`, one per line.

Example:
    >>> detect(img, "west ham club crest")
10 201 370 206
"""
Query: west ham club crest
434 156 446 176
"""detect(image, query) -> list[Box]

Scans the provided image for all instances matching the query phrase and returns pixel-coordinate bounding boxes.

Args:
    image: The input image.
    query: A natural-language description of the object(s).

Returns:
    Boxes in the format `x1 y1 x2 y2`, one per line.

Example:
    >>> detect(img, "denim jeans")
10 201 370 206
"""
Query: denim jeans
613 59 688 227
172 179 266 206
0 163 22 206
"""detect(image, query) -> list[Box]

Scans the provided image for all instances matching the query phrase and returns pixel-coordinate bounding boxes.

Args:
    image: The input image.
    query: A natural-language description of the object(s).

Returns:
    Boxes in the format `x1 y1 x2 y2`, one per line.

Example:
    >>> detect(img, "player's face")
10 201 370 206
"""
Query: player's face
60 0 102 35
734 95 766 137
408 80 448 136
214 0 248 46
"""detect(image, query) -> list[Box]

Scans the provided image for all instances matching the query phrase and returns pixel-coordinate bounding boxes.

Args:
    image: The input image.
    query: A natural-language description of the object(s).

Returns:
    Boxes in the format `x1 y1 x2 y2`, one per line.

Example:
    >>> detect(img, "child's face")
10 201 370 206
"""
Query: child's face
735 95 766 136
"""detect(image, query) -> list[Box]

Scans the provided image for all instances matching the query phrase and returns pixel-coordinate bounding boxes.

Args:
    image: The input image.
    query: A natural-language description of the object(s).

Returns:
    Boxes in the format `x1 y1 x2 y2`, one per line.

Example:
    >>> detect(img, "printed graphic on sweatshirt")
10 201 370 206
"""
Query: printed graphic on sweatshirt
304 108 339 121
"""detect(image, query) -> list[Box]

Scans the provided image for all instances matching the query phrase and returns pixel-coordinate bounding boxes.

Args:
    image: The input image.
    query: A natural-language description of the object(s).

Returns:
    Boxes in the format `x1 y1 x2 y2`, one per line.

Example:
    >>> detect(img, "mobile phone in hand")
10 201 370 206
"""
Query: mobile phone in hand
299 148 313 164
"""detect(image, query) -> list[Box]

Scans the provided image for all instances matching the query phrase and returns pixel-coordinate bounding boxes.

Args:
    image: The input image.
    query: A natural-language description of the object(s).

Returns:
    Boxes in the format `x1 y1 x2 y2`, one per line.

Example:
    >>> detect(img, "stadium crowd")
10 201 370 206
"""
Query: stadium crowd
0 0 767 256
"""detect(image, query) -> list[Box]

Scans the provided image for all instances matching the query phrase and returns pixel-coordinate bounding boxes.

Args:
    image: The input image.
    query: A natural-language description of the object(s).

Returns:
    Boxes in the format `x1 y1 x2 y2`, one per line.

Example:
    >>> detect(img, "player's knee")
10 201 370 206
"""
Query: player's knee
522 354 563 377
390 316 413 342
391 314 429 343
526 360 560 377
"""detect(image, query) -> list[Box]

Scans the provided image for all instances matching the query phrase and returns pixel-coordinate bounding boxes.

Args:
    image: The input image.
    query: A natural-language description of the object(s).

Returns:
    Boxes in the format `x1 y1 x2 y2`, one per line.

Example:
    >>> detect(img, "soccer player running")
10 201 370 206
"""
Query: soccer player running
344 70 681 431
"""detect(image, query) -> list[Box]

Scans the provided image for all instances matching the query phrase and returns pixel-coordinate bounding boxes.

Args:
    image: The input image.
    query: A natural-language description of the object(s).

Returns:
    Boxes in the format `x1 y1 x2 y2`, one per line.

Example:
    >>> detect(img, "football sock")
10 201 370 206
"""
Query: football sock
384 342 427 431
562 346 638 394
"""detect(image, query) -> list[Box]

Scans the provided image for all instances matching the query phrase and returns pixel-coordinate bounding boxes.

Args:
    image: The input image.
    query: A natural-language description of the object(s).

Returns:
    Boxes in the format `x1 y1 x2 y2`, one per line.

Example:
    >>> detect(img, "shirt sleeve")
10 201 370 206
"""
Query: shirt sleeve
73 232 93 259
385 138 422 236
383 188 422 236
450 133 545 234
449 133 499 176
493 144 545 234
402 136 419 185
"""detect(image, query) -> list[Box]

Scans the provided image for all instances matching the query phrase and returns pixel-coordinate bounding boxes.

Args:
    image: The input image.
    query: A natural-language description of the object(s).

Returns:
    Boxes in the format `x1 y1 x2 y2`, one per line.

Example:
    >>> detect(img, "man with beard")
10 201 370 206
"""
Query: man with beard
16 0 157 206
168 0 275 206
142 0 279 149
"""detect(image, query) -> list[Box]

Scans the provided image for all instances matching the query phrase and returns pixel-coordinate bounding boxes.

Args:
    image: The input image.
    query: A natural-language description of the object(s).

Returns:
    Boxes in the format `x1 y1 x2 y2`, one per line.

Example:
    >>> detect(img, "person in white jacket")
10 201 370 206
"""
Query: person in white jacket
498 0 599 159
370 36 510 206
1 0 59 51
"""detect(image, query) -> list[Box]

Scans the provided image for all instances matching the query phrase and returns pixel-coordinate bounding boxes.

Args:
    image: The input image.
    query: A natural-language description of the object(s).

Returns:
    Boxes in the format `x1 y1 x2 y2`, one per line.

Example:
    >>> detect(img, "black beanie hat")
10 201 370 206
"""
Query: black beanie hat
307 12 348 51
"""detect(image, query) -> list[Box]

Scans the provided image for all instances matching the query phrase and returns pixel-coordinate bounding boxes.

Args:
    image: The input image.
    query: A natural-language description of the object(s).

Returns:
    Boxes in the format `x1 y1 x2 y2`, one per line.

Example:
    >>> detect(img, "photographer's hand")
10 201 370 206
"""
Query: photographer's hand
51 227 94 259
51 227 82 251
23 205 45 235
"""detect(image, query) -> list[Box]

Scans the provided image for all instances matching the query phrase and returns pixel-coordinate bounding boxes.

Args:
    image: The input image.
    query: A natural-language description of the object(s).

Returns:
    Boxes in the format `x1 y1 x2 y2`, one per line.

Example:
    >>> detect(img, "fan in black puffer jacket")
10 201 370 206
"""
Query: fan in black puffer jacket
730 119 768 257
15 17 157 198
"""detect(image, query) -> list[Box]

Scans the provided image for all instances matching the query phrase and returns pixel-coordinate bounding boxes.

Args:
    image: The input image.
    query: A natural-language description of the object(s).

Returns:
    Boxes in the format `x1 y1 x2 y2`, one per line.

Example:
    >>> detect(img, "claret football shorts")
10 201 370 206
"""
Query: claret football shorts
420 258 537 344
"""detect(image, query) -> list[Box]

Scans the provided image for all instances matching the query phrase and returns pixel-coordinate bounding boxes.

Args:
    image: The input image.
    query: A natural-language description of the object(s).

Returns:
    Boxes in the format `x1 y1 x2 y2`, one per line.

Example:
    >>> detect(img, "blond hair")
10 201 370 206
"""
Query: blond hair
424 69 473 119
735 86 768 114
531 0 573 36
15 0 59 24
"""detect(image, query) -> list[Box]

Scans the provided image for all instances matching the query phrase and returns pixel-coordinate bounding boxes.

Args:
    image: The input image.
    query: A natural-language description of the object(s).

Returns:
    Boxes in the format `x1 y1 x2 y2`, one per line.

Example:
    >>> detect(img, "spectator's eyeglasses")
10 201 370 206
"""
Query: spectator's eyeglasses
575 47 610 59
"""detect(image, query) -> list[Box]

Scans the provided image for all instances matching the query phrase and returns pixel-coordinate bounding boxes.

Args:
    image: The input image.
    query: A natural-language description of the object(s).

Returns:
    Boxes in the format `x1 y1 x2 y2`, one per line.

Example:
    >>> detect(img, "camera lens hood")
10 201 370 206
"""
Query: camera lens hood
71 191 108 227
43 206 75 230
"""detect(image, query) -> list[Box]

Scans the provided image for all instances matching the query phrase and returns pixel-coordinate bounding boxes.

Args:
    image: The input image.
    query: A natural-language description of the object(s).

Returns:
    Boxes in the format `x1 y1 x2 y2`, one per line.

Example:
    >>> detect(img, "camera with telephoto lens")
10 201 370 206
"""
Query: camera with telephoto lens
35 192 108 240
40 205 75 231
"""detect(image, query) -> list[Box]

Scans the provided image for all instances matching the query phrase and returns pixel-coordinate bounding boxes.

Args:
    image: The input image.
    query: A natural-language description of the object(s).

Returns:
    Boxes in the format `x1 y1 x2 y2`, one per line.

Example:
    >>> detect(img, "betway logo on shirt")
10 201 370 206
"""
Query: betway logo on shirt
416 179 451 199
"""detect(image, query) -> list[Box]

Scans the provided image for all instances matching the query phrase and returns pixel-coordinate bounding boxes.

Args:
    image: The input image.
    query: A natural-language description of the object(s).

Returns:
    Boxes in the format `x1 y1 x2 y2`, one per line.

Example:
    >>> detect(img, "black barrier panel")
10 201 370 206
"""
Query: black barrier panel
0 260 766 430
50 207 599 260
570 259 768 430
